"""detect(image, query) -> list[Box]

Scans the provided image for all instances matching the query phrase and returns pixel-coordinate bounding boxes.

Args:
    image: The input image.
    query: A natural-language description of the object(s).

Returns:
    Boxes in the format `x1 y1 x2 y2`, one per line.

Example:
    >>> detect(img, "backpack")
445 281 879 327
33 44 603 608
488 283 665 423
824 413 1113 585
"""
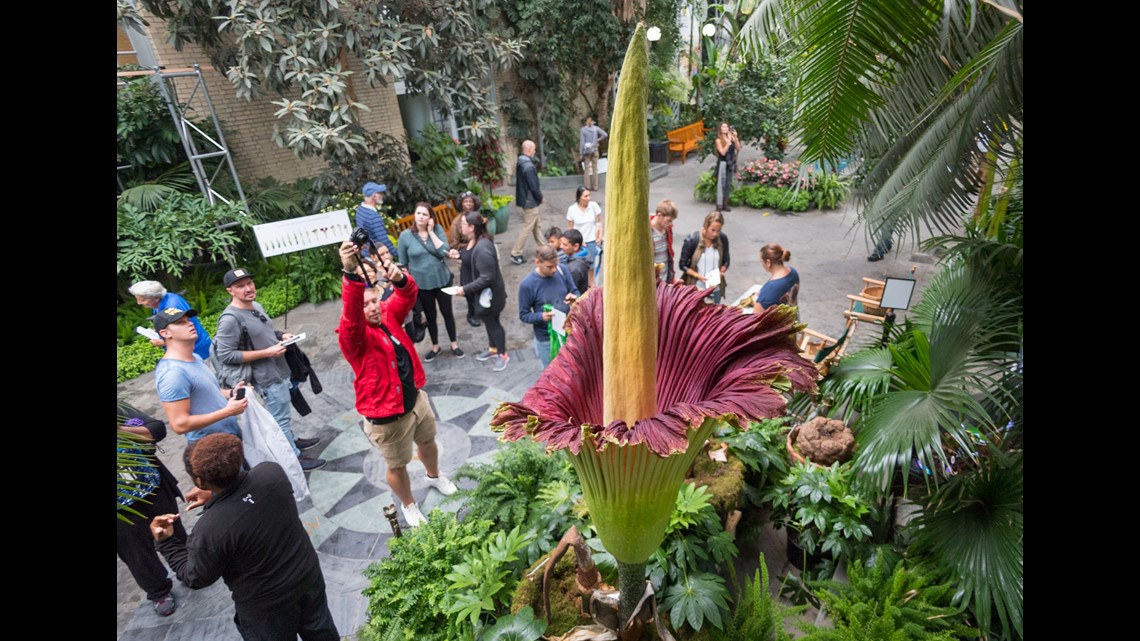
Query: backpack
210 310 255 389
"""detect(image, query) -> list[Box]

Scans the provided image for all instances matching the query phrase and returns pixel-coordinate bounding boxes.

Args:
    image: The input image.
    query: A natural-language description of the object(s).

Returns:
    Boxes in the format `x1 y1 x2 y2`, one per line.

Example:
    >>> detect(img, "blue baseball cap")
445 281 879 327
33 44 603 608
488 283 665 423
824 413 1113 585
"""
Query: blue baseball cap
362 182 387 197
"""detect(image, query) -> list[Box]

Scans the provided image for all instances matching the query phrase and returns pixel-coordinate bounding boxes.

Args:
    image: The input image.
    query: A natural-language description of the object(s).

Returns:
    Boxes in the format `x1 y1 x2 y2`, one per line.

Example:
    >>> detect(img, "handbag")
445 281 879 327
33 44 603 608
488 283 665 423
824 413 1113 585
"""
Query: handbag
238 393 310 502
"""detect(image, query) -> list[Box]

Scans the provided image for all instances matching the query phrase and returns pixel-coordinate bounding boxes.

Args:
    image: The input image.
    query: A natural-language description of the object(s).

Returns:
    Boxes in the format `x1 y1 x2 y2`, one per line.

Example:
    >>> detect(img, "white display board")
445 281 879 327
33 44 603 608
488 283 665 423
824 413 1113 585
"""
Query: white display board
880 277 916 310
253 210 353 258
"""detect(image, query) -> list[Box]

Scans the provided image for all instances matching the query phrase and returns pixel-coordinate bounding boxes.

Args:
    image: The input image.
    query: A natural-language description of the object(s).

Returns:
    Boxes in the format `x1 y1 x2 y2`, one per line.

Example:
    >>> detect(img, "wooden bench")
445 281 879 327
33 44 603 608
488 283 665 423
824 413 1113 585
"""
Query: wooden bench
386 201 459 239
667 120 706 164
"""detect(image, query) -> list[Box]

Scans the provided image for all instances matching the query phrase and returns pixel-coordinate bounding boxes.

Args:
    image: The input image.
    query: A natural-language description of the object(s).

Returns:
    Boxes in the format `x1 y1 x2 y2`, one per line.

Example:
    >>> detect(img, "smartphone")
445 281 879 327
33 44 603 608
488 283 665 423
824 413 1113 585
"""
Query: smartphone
280 332 307 346
234 387 246 400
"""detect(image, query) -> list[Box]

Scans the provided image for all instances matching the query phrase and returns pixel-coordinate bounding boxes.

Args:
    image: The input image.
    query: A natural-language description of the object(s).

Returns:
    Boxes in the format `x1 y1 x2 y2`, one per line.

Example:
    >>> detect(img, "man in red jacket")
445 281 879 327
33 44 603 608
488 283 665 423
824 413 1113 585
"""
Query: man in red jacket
335 240 457 528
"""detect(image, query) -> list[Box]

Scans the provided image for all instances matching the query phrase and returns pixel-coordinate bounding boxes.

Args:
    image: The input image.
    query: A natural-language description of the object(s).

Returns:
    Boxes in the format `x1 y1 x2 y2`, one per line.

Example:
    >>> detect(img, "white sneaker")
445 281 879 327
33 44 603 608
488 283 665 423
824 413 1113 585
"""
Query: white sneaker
425 474 458 496
401 502 427 528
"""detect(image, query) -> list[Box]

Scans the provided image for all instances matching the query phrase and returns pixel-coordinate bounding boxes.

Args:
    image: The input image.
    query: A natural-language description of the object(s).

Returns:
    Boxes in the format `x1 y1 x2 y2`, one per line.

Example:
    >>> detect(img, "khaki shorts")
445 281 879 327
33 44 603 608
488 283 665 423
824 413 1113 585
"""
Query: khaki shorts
362 390 436 469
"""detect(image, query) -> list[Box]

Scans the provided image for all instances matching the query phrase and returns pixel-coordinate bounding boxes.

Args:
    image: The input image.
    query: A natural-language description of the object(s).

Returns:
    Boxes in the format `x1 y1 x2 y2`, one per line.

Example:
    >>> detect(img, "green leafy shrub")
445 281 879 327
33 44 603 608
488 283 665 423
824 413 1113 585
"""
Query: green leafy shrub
117 339 164 383
796 547 978 640
445 439 584 566
480 606 547 641
811 172 852 210
443 525 536 639
407 124 470 206
653 483 737 634
117 192 249 283
694 170 718 202
715 553 804 641
697 56 792 161
318 129 428 220
776 189 813 212
116 76 185 175
361 511 493 641
717 418 792 506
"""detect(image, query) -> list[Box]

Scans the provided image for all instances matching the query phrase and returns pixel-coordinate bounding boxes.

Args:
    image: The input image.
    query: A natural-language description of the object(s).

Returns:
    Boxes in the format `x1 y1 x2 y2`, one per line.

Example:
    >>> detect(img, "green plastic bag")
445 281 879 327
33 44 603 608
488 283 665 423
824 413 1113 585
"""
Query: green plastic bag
544 304 567 361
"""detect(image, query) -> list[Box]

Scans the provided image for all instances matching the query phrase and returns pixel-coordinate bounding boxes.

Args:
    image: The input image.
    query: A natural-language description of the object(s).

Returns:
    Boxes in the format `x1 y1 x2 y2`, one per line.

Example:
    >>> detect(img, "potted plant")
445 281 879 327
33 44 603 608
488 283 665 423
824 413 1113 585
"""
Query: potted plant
489 194 514 234
762 460 875 572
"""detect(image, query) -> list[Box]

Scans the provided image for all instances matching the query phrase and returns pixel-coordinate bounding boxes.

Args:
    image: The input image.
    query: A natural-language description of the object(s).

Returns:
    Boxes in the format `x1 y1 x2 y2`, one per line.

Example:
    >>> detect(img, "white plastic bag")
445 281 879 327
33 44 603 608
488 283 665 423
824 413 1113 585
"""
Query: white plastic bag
239 392 311 502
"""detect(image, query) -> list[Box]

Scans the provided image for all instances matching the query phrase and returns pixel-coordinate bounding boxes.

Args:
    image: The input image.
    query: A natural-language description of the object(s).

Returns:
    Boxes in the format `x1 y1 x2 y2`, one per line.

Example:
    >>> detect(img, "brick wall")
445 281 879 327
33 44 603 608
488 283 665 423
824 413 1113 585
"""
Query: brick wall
133 8 406 186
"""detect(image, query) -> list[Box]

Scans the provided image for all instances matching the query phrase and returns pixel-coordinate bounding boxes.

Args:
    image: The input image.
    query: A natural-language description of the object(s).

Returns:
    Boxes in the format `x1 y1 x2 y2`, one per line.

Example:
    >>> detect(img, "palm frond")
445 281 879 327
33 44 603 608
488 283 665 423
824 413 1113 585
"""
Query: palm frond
735 0 793 59
117 162 198 211
790 0 942 167
909 448 1023 639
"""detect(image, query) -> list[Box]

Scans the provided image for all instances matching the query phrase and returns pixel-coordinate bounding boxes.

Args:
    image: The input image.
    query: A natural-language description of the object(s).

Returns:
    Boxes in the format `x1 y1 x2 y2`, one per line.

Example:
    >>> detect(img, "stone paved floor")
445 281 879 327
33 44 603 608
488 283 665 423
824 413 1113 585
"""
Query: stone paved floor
116 145 936 639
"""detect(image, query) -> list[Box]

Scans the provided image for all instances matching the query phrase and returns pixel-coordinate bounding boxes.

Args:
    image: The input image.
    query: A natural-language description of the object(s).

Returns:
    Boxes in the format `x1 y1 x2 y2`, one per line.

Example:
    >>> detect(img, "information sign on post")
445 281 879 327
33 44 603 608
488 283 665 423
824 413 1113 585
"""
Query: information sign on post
252 209 353 258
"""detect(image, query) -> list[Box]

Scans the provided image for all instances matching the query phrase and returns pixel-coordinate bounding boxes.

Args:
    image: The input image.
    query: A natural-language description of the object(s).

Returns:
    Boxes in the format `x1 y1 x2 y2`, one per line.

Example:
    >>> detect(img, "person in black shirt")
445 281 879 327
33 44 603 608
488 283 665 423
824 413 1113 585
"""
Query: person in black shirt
151 433 339 641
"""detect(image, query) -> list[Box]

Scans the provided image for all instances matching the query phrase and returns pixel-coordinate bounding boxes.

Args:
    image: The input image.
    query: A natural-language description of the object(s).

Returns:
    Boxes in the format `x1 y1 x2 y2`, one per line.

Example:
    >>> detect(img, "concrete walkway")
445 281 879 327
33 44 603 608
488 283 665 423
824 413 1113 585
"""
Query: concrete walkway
116 144 935 640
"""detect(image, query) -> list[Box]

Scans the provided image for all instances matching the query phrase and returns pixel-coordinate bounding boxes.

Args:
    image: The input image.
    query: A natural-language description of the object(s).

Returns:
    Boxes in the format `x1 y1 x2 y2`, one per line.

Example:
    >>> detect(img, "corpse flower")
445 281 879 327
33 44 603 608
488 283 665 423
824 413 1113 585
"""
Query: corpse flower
490 23 817 628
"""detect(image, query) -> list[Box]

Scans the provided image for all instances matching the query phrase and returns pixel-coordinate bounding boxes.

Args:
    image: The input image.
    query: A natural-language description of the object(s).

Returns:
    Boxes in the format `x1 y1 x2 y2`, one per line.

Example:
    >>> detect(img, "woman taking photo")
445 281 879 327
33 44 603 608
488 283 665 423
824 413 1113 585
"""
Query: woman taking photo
448 212 510 372
753 243 800 312
565 186 604 287
398 202 463 361
714 122 741 211
449 190 483 327
679 211 731 304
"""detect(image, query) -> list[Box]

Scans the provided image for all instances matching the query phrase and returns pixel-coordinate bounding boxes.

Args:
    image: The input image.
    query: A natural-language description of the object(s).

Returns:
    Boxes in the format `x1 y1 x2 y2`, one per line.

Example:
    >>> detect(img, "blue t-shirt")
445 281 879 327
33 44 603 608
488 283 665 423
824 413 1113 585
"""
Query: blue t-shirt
758 267 800 309
153 292 212 361
154 355 242 444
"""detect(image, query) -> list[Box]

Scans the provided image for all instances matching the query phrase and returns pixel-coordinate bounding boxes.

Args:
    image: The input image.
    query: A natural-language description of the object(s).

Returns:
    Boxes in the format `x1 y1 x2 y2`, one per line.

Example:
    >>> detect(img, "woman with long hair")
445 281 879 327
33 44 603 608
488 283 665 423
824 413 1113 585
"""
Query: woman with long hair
449 190 484 327
714 122 741 211
448 212 510 371
565 185 604 287
678 210 731 304
398 202 463 361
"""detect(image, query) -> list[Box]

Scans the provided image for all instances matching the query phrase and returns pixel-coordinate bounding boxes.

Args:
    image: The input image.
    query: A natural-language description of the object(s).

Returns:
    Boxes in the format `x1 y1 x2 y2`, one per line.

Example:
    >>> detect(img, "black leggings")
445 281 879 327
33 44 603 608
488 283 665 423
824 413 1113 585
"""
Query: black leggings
417 287 457 345
479 298 507 353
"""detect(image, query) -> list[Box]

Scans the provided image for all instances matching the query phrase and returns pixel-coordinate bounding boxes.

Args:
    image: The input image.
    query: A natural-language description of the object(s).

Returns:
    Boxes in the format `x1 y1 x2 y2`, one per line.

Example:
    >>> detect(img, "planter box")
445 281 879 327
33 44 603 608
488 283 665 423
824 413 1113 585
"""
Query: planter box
649 141 669 164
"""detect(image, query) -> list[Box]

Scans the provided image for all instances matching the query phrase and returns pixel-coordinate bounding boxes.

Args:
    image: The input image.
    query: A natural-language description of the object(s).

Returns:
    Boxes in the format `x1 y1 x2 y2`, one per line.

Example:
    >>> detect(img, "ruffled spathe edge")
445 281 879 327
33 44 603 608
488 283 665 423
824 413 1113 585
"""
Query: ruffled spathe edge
490 281 818 457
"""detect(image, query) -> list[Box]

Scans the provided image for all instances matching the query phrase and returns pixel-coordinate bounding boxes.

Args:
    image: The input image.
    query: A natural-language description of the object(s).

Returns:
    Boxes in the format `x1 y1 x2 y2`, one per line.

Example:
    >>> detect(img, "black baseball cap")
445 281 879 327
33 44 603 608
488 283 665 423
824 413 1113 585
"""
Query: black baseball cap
151 307 199 331
223 268 254 287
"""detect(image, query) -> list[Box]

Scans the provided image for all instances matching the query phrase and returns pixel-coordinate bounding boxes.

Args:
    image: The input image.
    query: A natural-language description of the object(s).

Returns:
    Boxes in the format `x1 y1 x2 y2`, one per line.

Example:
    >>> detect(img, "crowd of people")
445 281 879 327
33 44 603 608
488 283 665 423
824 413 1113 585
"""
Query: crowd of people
120 125 806 638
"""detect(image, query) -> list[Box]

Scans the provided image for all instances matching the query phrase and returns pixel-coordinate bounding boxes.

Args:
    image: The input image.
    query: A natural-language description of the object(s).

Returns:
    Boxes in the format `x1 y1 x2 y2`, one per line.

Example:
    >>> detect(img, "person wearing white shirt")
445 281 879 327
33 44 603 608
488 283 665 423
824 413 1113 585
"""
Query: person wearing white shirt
566 186 604 286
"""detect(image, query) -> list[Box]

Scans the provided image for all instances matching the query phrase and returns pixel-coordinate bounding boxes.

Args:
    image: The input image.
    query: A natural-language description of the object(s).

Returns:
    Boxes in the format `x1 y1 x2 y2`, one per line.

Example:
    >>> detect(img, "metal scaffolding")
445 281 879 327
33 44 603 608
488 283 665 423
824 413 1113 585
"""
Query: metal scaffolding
116 64 248 219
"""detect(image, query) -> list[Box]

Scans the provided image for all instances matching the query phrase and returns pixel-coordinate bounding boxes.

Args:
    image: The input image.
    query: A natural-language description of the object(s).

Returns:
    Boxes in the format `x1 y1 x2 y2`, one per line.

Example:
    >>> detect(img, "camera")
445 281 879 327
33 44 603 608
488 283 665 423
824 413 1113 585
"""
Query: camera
233 387 246 400
350 227 372 248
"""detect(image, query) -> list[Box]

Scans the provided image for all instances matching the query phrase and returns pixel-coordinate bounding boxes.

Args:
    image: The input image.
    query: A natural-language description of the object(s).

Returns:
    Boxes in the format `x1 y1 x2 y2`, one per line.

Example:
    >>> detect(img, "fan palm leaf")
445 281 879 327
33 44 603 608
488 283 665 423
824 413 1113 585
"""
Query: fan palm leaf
909 448 1023 638
117 162 198 211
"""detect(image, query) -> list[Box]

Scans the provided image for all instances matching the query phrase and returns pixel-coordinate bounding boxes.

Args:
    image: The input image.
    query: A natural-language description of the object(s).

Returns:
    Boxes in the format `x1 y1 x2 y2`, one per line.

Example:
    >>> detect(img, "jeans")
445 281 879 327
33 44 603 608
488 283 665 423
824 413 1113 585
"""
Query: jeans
534 336 552 368
511 206 543 257
259 379 300 457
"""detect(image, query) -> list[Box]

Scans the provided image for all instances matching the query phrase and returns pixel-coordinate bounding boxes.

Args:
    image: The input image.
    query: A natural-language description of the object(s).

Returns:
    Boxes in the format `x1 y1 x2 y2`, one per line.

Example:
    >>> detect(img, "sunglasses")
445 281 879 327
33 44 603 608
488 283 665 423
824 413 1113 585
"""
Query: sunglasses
250 310 269 323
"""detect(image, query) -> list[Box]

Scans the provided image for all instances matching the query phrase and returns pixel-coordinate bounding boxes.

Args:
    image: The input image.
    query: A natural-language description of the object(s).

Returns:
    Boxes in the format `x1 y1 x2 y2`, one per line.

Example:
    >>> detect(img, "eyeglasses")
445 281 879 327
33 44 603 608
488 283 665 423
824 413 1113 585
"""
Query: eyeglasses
250 310 269 323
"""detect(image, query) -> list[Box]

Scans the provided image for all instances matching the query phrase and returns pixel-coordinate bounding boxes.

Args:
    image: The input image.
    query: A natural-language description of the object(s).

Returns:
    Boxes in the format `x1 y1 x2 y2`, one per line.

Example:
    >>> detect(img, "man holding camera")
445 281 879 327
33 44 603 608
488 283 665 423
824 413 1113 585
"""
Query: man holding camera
215 268 326 471
335 240 457 528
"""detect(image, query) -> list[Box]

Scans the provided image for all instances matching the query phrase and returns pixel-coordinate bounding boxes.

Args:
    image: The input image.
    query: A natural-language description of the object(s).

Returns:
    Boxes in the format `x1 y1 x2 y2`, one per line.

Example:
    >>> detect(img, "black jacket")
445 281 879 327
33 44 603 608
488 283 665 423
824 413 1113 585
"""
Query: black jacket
515 154 543 209
467 237 508 313
157 462 324 613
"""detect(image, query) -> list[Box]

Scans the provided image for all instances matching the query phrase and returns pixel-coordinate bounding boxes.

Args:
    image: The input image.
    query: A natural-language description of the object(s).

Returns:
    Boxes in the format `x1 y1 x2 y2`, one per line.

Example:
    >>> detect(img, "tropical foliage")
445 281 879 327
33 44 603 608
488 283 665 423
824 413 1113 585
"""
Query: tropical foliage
738 0 1023 252
137 0 524 158
735 3 1024 637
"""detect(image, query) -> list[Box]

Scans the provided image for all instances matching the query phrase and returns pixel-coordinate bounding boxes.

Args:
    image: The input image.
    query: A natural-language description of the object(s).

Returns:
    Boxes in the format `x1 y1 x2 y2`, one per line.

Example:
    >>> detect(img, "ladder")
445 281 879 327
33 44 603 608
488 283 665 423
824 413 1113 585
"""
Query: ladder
116 64 248 222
